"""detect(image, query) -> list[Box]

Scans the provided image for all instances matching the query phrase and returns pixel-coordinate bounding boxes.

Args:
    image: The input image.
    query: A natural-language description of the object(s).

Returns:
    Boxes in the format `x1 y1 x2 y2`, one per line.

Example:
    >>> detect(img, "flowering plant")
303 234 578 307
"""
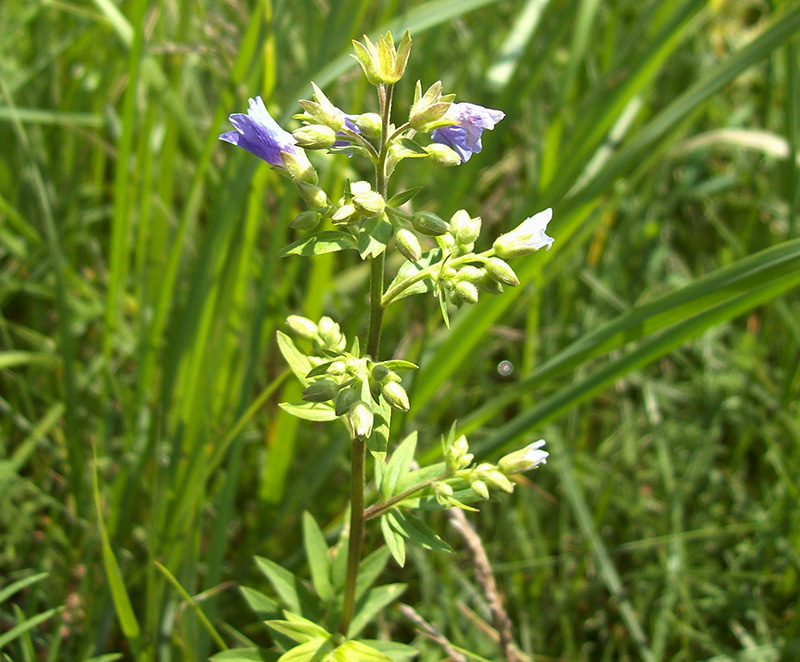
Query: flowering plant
216 30 552 662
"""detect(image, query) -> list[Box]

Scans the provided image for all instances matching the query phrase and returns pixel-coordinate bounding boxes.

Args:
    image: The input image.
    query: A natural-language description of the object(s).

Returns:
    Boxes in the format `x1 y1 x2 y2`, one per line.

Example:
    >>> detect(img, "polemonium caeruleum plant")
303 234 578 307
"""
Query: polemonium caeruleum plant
216 31 552 662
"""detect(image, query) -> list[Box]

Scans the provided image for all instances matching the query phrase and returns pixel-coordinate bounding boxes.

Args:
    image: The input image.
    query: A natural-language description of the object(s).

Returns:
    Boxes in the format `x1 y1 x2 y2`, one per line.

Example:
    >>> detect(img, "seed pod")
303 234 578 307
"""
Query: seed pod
303 379 339 402
395 228 422 262
412 211 449 236
381 380 410 412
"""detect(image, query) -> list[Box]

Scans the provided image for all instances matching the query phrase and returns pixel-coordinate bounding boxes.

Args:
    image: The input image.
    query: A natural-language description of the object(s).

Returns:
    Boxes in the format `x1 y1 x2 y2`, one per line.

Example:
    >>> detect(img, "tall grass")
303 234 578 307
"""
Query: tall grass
1 0 798 660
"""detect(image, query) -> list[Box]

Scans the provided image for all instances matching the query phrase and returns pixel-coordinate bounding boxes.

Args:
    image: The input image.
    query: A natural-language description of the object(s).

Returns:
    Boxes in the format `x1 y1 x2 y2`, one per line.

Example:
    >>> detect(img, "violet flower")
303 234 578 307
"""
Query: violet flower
219 96 298 166
431 102 505 163
333 113 361 151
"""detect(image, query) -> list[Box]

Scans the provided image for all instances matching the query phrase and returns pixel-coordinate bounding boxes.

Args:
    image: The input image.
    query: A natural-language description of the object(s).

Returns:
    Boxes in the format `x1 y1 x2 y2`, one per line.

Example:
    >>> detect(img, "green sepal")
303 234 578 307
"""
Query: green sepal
306 361 334 379
381 432 417 498
358 215 394 260
302 512 333 602
380 514 406 566
437 287 450 328
279 401 337 421
397 138 429 156
276 231 357 258
386 186 422 208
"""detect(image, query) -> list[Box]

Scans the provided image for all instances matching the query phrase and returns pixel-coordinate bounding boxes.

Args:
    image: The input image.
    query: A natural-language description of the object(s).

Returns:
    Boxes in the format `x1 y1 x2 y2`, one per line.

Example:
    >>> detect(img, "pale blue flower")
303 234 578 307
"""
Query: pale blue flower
431 102 505 162
219 96 298 166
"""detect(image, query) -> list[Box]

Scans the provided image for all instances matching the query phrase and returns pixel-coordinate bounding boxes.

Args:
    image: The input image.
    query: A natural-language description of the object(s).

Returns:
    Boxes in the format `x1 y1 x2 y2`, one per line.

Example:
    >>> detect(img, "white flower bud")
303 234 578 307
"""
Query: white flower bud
286 315 317 340
381 380 410 412
348 401 374 440
498 440 549 474
394 228 422 262
493 208 554 258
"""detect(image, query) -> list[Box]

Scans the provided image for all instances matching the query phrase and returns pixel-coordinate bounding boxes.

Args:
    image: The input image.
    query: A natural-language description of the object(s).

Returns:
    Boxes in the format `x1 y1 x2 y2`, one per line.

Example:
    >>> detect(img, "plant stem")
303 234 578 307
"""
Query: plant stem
338 82 394 637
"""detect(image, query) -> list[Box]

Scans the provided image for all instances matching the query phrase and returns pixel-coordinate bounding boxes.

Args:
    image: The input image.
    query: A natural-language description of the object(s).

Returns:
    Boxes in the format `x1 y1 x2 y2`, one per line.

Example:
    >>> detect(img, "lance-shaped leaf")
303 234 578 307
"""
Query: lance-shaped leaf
276 231 358 258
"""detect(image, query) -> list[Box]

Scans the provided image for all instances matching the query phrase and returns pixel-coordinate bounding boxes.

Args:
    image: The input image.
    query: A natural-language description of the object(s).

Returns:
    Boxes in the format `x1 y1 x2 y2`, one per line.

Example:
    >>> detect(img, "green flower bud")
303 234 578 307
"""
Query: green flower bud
498 440 548 474
412 211 449 236
434 481 454 505
356 113 382 139
485 257 519 286
352 35 382 85
477 273 504 295
486 470 515 494
437 233 456 252
290 210 322 230
381 380 410 412
349 401 374 440
455 280 479 304
292 124 337 149
371 364 390 382
286 315 318 339
331 204 358 225
353 191 386 218
456 265 485 283
297 181 329 210
281 150 317 184
394 228 422 262
470 480 490 500
335 387 358 417
316 316 345 351
329 360 347 376
426 143 461 167
303 379 339 403
450 209 482 245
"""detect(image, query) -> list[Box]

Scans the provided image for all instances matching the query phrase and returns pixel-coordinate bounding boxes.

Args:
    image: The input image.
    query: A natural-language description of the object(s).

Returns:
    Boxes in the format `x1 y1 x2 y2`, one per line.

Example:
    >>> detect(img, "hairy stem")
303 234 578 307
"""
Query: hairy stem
338 82 394 637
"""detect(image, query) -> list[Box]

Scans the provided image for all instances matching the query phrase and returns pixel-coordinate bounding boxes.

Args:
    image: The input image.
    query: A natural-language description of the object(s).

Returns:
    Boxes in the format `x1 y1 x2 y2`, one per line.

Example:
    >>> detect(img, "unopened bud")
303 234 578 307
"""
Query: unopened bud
477 273 504 295
290 211 322 230
455 266 485 283
371 364 390 382
426 143 461 167
486 470 515 494
353 191 385 218
498 440 548 474
356 113 382 139
395 228 422 262
286 315 317 339
292 124 337 149
349 401 374 440
493 208 555 258
303 379 339 403
331 204 358 225
470 480 490 500
455 280 479 304
351 35 382 85
381 380 410 412
281 150 317 184
412 211 449 236
329 360 347 376
485 257 519 286
409 80 455 131
335 387 358 417
449 209 482 245
297 181 329 210
298 83 345 131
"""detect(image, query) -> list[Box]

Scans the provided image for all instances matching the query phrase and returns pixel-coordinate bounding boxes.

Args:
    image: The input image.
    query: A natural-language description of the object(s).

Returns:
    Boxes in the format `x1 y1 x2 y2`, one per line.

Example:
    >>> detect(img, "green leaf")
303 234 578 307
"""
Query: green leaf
302 512 333 602
210 648 273 662
254 557 321 621
266 615 330 645
0 607 63 651
386 187 422 207
368 397 392 461
348 584 406 638
306 362 334 379
380 515 406 567
240 586 280 619
333 640 395 662
279 402 337 422
277 638 335 662
276 231 357 258
381 360 419 371
0 572 48 605
386 248 441 302
355 547 392 601
358 215 394 260
389 510 453 554
276 332 313 386
331 530 349 591
381 432 417 499
437 288 450 329
356 640 418 662
395 462 447 494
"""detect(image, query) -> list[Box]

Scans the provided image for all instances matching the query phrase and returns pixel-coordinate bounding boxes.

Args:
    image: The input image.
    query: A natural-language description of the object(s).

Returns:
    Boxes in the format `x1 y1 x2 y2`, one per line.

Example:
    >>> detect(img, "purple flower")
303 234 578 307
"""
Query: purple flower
219 96 298 166
333 113 361 150
431 102 505 163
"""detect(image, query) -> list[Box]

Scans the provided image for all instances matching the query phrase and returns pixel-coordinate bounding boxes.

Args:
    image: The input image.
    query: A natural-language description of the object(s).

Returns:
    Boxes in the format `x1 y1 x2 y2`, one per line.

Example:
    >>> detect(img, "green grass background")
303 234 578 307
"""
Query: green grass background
1 0 800 660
